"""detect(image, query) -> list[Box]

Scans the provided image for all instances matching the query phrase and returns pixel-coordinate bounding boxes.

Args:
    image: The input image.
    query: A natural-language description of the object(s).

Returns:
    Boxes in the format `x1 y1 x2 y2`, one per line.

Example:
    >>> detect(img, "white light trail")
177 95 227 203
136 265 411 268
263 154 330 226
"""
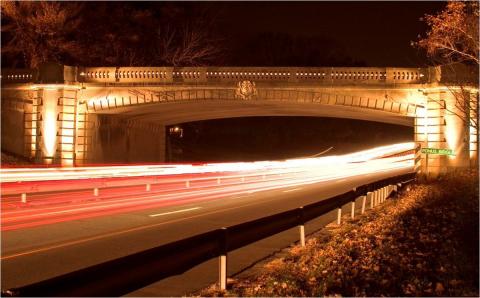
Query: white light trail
0 142 414 183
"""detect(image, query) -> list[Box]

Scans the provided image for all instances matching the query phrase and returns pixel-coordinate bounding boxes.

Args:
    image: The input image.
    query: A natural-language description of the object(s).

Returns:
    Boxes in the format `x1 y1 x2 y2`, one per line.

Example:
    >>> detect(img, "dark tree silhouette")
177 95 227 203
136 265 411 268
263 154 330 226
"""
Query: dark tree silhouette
78 3 159 66
227 32 366 67
414 1 479 131
153 3 225 66
1 1 224 67
1 1 84 68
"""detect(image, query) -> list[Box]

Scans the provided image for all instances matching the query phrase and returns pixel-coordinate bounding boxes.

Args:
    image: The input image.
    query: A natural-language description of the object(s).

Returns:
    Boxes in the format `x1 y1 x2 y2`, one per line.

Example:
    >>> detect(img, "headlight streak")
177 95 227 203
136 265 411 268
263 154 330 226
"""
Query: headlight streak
1 143 415 231
0 142 413 183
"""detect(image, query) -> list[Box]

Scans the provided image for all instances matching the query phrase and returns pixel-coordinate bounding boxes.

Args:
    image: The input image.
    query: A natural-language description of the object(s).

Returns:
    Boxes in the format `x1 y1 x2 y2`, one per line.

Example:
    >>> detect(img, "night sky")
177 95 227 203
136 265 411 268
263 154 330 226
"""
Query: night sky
126 1 447 67
213 1 447 66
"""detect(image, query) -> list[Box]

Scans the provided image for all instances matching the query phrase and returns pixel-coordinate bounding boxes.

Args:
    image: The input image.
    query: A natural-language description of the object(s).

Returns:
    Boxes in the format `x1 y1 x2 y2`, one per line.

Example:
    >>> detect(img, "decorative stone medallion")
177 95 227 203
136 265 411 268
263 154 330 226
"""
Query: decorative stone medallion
235 80 257 100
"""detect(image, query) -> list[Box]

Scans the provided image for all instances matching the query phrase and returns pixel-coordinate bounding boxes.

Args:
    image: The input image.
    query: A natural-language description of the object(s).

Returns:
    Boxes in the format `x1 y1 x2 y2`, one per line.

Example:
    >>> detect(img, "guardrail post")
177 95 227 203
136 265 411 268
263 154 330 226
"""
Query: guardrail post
241 177 245 182
219 227 228 291
93 188 99 196
368 191 373 209
186 180 190 188
217 178 221 185
371 190 375 207
299 225 306 247
361 195 366 214
219 255 227 290
351 200 355 219
21 193 27 203
146 183 151 191
298 207 305 247
337 207 342 225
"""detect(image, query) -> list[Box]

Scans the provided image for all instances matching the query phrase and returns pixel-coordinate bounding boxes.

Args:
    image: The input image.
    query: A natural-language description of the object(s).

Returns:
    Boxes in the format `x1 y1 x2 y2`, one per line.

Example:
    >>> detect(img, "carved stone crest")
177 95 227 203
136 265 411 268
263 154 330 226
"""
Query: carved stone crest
235 80 257 100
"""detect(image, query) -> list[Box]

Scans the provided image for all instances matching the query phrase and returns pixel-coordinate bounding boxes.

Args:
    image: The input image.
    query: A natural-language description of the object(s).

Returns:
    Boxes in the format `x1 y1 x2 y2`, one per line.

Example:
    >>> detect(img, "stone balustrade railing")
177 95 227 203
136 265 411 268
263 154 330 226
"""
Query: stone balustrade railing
1 68 35 84
1 65 431 86
77 66 428 84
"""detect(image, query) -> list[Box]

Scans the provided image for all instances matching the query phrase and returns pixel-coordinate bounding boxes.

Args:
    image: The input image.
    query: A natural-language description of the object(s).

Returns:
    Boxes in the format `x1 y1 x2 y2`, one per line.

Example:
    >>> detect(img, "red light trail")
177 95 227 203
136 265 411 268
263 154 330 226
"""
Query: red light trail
1 143 414 231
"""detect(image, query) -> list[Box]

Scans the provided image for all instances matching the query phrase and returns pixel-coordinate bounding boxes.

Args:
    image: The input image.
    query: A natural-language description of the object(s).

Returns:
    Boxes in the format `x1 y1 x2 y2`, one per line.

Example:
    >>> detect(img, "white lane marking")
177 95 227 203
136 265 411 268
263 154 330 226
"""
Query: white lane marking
149 207 202 217
232 195 253 199
283 188 302 193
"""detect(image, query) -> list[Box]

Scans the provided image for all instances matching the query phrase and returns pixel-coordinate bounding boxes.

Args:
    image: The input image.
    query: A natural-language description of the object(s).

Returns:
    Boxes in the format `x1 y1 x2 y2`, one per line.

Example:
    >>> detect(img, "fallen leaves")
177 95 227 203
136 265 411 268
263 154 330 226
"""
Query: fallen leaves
435 282 445 295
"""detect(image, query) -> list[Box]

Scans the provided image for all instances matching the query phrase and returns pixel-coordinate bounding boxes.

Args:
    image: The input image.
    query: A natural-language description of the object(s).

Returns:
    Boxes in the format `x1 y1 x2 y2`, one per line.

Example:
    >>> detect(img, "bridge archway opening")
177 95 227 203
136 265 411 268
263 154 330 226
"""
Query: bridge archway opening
165 116 414 163
90 98 415 165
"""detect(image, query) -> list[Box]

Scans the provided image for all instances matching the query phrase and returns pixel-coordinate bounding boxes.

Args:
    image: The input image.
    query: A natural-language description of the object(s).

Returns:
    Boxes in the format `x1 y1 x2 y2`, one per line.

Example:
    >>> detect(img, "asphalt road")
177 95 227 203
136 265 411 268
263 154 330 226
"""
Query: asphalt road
1 167 410 295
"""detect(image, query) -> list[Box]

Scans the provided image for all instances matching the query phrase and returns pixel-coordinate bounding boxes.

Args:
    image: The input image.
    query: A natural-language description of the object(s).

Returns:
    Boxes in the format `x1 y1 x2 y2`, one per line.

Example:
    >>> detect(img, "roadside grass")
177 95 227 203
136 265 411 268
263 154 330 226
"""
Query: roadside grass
197 170 479 297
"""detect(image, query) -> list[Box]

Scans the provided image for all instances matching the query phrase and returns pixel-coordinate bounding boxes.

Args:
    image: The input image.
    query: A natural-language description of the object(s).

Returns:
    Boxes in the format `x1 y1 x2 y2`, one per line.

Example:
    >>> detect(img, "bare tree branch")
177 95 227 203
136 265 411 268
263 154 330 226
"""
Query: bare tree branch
414 1 479 163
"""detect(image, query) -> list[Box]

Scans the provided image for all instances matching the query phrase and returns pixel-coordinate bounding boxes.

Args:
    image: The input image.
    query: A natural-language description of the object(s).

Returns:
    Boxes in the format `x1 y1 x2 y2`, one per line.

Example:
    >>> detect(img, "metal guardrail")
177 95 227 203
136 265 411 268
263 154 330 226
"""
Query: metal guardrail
1 172 416 297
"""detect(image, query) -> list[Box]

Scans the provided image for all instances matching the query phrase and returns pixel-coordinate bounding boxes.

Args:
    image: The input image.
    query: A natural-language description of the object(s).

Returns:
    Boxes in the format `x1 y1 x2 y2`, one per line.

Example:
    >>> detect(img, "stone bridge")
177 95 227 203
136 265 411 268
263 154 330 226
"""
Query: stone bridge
1 63 478 174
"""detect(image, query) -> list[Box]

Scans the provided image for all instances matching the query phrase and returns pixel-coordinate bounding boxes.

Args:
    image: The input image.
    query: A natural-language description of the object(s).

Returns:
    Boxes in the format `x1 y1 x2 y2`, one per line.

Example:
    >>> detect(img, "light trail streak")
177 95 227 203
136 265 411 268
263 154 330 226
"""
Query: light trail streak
0 143 413 183
1 142 415 231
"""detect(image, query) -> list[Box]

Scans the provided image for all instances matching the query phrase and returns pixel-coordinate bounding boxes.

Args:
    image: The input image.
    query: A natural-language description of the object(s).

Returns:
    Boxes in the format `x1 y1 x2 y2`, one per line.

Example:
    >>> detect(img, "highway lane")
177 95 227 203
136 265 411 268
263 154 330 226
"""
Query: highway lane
1 167 412 292
1 173 295 231
1 143 415 293
1 154 411 231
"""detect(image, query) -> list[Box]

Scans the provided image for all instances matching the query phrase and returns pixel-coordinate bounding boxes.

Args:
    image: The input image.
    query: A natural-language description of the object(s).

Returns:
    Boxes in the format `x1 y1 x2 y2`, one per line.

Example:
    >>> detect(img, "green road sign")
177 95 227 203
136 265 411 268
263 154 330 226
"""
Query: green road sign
421 148 455 155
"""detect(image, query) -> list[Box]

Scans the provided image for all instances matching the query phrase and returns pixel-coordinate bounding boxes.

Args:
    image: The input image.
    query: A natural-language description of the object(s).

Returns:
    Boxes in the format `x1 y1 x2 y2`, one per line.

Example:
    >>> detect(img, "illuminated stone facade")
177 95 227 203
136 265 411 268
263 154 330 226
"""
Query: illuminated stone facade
1 63 477 174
